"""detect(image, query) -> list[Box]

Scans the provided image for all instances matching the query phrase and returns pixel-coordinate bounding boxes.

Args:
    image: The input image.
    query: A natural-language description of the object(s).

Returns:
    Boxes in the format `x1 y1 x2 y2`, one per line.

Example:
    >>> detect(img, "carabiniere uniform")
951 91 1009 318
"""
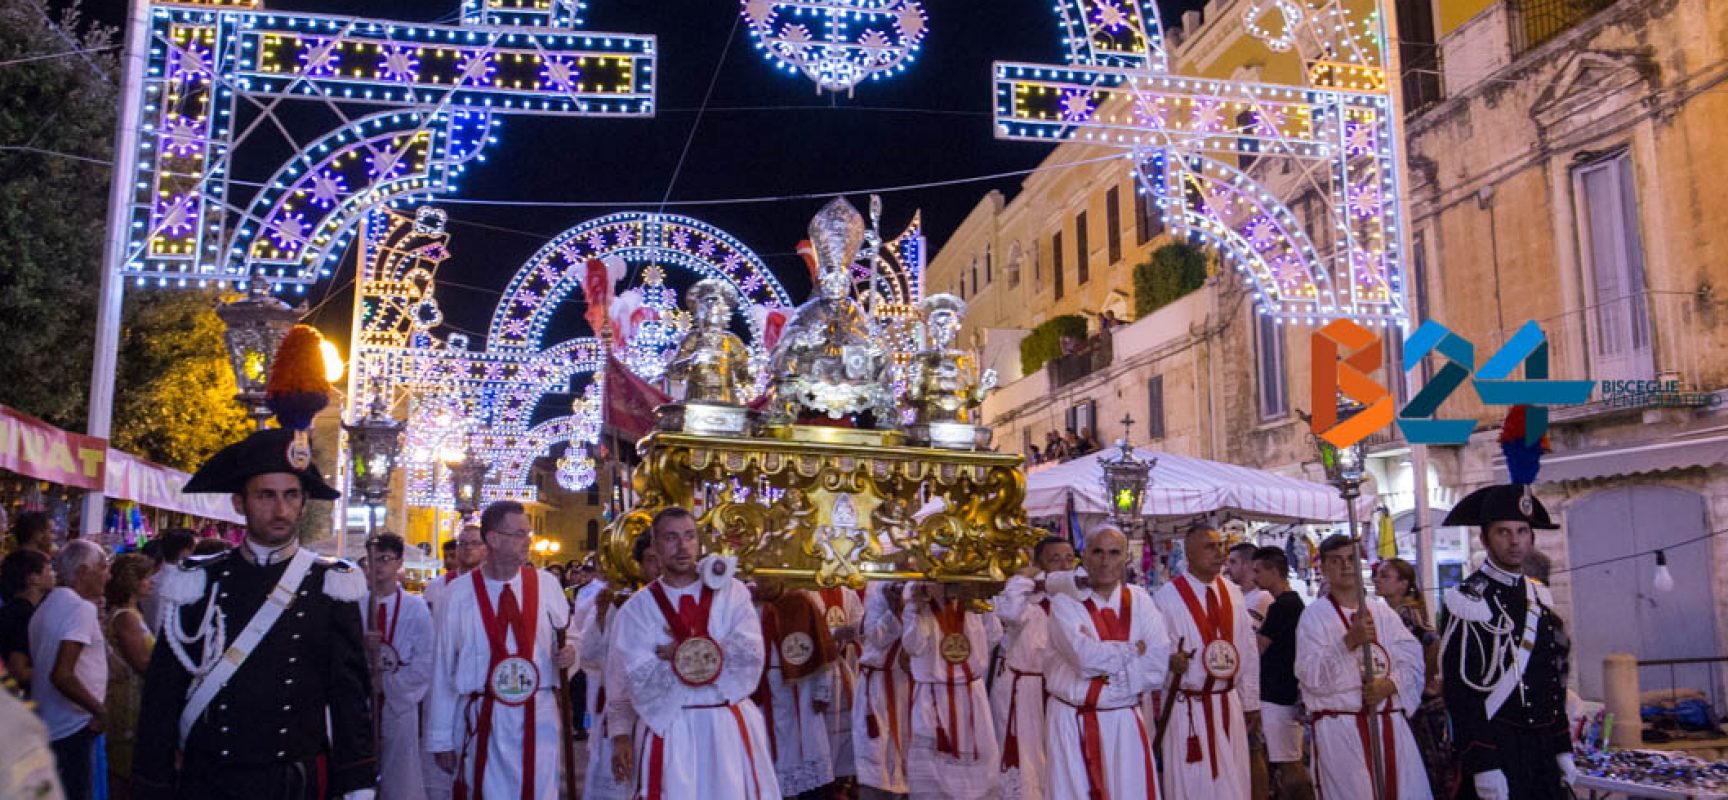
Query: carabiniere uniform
1440 484 1573 800
133 428 377 800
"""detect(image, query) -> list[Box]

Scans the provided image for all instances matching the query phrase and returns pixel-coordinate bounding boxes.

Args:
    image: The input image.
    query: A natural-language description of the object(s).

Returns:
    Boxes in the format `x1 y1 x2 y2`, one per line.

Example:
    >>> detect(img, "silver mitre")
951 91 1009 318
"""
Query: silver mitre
766 198 896 427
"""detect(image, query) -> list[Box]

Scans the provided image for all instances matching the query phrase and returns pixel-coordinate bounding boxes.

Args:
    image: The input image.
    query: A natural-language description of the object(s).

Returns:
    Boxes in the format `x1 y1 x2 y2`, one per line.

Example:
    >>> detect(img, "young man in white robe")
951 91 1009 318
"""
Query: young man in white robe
902 581 1001 800
422 523 486 800
991 536 1076 800
362 533 435 800
854 581 912 800
1296 534 1433 800
606 507 779 799
1044 526 1169 800
579 533 659 800
814 585 865 790
427 502 577 800
1152 525 1261 799
755 580 838 796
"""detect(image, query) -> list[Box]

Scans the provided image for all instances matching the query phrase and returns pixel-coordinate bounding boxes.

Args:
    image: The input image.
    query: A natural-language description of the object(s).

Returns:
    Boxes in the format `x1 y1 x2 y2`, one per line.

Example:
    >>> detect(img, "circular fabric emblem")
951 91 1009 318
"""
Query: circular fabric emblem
1203 639 1240 680
378 643 402 674
940 632 972 665
489 656 539 706
825 604 848 631
781 632 816 667
673 636 724 686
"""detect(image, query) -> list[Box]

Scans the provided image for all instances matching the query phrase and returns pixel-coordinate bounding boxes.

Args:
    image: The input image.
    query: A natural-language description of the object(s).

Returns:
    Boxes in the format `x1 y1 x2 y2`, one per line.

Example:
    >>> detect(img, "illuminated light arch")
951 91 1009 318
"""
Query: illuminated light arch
488 211 792 352
991 0 1408 324
739 0 929 94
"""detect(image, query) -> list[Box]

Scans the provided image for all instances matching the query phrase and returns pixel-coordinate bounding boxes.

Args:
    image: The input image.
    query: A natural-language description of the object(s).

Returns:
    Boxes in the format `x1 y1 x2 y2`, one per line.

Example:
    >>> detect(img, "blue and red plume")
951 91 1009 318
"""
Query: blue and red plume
265 325 332 432
1499 405 1550 486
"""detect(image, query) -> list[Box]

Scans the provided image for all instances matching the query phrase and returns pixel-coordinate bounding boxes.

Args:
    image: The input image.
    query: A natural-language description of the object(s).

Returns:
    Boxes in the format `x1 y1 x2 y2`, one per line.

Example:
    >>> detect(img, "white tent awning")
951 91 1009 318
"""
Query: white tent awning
1022 447 1376 524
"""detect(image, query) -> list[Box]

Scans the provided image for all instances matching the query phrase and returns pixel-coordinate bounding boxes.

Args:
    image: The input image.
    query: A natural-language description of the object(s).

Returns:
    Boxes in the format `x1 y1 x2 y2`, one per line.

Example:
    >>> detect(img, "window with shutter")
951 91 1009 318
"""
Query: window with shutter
1075 210 1090 285
1106 187 1123 264
1257 313 1289 419
1573 150 1654 382
1146 375 1165 439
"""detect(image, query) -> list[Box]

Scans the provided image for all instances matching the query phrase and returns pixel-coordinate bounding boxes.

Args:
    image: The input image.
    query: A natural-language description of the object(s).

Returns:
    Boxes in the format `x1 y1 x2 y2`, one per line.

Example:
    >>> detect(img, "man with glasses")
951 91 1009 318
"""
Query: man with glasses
428 501 576 799
425 524 486 620
362 533 433 800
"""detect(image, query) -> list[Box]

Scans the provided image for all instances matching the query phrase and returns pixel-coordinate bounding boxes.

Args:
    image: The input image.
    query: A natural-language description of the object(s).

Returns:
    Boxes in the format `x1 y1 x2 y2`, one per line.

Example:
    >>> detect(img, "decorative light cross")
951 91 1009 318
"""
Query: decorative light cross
740 0 928 94
120 0 656 291
992 0 1408 324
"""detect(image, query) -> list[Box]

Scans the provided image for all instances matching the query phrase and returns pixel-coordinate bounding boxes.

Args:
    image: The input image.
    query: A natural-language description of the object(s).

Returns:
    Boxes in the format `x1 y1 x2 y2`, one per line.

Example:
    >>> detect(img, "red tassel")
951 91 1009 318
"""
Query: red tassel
1186 733 1203 763
866 712 880 740
937 727 954 757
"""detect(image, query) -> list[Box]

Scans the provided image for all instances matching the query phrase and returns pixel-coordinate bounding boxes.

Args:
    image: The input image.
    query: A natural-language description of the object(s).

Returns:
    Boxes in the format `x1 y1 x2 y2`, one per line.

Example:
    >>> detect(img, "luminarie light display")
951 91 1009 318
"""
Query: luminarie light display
740 0 928 94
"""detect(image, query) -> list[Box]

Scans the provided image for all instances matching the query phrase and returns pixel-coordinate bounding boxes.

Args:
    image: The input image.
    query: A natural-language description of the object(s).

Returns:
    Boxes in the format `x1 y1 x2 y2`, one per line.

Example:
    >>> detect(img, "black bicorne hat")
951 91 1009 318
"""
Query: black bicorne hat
1441 484 1557 530
184 427 341 501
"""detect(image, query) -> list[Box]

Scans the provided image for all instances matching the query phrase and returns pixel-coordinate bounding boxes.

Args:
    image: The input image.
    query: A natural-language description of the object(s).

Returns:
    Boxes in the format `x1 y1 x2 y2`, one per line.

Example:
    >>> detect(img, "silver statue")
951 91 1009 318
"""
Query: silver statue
904 294 997 448
767 198 896 426
666 278 752 405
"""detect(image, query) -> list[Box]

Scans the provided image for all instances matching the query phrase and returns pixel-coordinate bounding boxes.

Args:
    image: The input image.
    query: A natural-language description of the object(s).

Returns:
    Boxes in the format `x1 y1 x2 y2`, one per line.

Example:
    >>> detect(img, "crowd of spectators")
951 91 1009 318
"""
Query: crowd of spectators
1027 427 1103 465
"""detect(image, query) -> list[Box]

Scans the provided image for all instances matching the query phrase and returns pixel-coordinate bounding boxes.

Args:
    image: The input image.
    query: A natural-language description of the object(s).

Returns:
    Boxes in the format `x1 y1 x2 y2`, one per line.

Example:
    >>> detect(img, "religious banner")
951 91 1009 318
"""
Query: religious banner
0 403 107 491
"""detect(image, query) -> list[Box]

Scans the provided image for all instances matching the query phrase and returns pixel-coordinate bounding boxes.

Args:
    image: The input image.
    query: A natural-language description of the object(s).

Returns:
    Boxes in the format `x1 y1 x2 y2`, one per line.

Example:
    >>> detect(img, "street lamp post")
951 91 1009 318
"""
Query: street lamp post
449 446 489 518
1314 402 1385 800
1098 414 1157 529
344 391 403 536
216 269 303 429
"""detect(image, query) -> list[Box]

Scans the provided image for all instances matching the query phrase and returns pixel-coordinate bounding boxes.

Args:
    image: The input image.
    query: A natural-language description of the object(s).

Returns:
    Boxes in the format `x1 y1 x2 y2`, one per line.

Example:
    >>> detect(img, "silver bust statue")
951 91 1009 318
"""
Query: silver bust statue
666 278 753 405
905 293 997 448
767 198 896 426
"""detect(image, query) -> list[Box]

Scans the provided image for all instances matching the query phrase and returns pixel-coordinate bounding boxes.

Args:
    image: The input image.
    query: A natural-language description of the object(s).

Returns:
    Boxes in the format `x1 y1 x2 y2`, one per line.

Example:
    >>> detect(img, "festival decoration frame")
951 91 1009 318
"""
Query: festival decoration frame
991 0 1409 325
740 0 929 94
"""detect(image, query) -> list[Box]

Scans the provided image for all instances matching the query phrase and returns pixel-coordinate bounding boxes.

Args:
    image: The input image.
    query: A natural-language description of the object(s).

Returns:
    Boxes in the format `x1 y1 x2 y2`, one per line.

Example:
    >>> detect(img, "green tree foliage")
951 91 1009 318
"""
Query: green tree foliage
111 290 252 471
1133 241 1210 318
1019 314 1089 376
0 0 114 428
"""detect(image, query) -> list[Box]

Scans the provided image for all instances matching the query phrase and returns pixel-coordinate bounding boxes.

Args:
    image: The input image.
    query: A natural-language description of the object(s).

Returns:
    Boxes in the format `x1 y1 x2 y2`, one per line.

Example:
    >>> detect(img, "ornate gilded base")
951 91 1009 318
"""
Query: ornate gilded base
657 402 752 436
906 422 982 450
602 431 1040 593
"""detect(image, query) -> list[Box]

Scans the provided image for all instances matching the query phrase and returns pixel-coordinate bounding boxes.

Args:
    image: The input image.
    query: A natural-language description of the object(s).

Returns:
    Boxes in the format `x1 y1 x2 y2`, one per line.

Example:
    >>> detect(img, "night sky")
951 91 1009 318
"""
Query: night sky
89 0 1204 348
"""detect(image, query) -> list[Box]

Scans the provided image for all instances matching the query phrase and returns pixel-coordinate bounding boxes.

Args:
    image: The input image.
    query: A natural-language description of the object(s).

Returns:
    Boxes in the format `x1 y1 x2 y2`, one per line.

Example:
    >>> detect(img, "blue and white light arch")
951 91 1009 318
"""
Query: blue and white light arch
739 0 928 94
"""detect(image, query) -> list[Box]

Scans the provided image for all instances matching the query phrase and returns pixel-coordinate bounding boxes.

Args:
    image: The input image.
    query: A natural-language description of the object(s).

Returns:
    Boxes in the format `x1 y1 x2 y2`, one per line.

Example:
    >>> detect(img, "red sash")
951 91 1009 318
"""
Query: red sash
928 599 978 758
819 587 859 708
1001 595 1052 771
648 581 718 644
1171 576 1235 779
1326 598 1399 800
1074 588 1155 800
372 589 403 714
458 567 541 800
862 641 905 780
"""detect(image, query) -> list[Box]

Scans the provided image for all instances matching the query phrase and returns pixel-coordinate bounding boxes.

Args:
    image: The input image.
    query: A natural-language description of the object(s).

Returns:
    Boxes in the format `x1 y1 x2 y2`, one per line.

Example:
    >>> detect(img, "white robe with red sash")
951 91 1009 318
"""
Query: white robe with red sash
426 567 569 800
902 592 1002 800
366 588 434 800
1296 596 1433 800
607 577 779 800
1151 572 1259 799
853 582 911 795
1045 584 1169 800
815 586 865 780
759 594 837 794
578 597 634 800
422 571 464 800
992 574 1053 800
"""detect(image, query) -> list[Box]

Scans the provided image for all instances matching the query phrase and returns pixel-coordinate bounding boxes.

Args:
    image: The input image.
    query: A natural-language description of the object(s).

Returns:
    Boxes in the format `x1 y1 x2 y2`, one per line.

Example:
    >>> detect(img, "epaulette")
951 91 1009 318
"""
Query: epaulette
317 557 368 603
1530 577 1555 609
1443 572 1493 623
160 552 228 605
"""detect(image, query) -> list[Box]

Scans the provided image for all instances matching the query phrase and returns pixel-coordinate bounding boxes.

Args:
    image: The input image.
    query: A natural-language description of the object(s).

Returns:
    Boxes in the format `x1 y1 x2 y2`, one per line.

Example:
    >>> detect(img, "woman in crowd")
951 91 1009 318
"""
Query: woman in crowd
0 549 54 689
1374 557 1453 796
103 553 157 799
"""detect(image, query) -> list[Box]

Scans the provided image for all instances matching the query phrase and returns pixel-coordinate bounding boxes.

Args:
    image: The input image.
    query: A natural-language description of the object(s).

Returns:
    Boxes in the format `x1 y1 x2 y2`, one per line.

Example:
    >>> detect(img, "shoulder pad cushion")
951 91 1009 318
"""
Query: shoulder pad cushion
159 560 211 606
318 557 368 603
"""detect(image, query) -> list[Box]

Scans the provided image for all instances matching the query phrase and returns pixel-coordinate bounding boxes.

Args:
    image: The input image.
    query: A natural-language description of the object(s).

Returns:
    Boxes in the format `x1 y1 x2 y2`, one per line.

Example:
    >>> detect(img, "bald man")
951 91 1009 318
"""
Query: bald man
1044 526 1170 799
1153 525 1260 798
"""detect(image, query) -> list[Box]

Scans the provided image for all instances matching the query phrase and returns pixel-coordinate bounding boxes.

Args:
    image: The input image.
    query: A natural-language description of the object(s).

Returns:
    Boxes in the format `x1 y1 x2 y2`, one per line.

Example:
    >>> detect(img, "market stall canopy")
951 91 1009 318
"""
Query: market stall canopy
1022 446 1377 524
104 449 245 524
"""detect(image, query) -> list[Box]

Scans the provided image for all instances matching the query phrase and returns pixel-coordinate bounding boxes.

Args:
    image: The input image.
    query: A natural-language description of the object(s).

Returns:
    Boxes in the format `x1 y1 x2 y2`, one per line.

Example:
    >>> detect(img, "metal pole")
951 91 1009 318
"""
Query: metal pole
1346 482 1387 800
80 0 151 535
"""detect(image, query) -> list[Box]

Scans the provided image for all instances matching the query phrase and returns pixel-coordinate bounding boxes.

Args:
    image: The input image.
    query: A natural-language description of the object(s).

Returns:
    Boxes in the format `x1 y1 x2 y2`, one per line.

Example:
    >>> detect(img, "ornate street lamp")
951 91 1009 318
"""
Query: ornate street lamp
449 446 489 517
216 269 303 429
1312 400 1384 799
343 391 403 535
1098 415 1157 526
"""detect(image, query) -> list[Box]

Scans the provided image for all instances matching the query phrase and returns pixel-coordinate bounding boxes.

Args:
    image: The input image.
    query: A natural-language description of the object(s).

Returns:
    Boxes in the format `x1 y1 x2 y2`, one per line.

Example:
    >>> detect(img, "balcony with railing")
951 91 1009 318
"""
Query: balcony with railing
1047 331 1115 390
1509 0 1618 56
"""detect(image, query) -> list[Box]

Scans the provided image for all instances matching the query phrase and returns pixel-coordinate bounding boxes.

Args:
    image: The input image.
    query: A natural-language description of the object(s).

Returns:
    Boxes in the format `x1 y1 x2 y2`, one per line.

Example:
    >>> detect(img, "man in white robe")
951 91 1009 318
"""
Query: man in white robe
606 507 779 799
1152 525 1260 799
991 536 1075 800
423 524 486 800
1296 534 1432 800
755 582 837 796
902 581 1001 800
814 585 865 788
579 533 658 800
362 534 434 800
854 581 912 799
1045 527 1169 800
427 502 576 800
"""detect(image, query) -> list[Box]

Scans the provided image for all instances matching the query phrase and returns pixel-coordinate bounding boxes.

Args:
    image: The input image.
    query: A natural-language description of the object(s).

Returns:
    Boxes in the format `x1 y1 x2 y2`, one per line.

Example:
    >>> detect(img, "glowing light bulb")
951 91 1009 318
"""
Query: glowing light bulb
1653 550 1675 592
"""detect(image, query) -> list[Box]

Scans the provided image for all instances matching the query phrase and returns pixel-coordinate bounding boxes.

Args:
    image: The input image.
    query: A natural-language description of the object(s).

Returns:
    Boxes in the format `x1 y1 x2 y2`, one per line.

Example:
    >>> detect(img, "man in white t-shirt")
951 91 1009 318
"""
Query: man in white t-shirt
28 540 110 800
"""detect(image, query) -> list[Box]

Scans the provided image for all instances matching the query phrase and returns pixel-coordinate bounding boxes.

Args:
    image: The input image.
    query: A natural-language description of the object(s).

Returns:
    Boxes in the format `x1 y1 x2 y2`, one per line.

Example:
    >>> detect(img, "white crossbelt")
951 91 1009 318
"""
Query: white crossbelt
179 548 318 742
1484 577 1541 719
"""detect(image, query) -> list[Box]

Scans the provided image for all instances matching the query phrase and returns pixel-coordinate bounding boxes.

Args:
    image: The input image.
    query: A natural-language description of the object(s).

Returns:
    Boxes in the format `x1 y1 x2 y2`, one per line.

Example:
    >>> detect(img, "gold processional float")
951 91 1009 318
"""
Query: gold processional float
600 197 1042 602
